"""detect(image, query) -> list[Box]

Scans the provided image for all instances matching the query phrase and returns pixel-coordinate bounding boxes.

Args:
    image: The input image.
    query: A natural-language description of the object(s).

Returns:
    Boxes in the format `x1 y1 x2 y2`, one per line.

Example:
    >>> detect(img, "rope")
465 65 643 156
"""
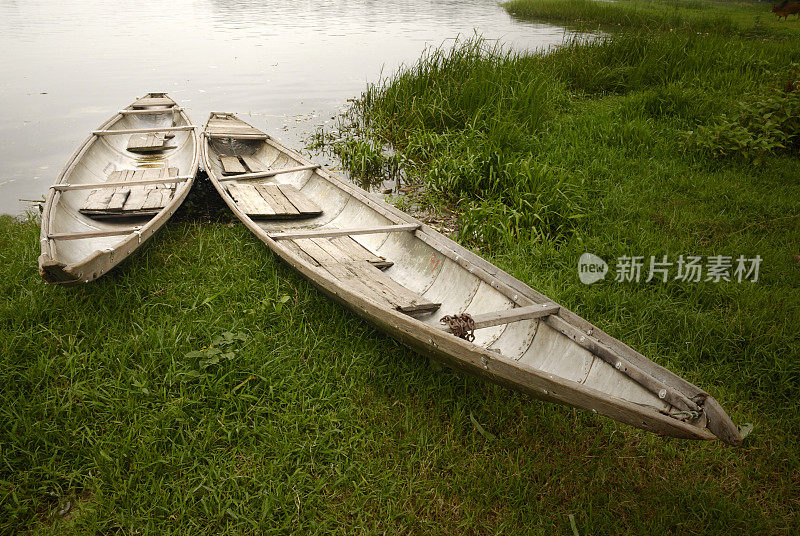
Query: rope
440 313 476 342
668 409 702 422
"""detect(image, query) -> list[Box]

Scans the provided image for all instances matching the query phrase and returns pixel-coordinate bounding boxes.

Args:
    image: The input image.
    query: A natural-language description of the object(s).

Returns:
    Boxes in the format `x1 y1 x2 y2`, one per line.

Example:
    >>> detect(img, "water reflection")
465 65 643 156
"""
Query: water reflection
0 0 573 215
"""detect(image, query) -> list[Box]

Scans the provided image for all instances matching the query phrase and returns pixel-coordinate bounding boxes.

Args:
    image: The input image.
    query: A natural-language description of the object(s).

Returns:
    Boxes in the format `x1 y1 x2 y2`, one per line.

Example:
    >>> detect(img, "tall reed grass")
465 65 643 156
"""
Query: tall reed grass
330 29 797 247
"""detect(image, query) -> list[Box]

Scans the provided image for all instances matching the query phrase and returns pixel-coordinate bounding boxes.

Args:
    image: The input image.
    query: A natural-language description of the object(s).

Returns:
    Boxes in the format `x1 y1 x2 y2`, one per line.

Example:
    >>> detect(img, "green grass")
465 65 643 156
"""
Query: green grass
504 0 795 38
1 213 798 535
3 0 800 533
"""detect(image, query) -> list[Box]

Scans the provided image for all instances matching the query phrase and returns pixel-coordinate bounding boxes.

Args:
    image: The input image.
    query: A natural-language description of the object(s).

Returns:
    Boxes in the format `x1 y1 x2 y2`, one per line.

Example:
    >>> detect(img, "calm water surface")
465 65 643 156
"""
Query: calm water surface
0 0 571 215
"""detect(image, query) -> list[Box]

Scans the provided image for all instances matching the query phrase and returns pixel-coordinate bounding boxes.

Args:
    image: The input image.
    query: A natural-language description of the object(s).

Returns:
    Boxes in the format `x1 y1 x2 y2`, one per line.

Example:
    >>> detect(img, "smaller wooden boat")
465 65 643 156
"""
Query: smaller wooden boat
39 93 199 284
202 113 742 446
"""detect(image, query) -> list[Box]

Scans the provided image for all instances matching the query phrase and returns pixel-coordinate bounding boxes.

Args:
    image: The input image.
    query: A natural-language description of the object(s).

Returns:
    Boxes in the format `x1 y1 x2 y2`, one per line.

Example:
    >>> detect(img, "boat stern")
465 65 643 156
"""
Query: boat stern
700 394 743 446
38 253 81 285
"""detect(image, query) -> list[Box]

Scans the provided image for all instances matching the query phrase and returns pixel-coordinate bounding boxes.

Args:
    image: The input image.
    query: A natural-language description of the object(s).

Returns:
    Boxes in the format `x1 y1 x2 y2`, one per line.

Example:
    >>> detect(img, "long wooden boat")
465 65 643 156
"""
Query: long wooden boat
202 112 742 446
39 93 199 284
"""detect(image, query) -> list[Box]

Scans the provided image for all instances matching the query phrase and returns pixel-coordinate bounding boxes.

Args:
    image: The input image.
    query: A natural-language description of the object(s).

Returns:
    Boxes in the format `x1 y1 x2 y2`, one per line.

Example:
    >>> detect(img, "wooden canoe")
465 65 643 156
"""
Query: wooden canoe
39 93 199 284
202 112 742 446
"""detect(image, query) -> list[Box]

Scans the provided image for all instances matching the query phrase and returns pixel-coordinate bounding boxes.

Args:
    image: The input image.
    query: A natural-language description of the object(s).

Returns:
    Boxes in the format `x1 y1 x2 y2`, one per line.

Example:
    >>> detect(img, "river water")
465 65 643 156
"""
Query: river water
0 0 572 216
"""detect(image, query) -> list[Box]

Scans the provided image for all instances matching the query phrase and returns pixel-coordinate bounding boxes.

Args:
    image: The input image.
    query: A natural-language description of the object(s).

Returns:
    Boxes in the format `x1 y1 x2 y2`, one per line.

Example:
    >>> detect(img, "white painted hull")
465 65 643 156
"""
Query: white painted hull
202 113 741 446
39 94 199 284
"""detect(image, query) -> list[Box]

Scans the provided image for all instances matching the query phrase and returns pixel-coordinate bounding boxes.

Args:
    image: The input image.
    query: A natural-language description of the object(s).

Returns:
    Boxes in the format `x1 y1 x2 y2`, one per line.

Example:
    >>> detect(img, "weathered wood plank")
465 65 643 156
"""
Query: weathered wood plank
256 185 299 216
141 188 166 210
330 236 393 269
438 303 560 333
127 133 162 152
283 240 320 266
291 238 341 265
309 237 351 263
106 189 131 210
277 184 322 215
82 188 115 211
220 156 246 175
54 175 192 191
227 183 277 217
119 107 180 115
48 227 141 240
206 132 269 140
340 260 440 315
322 262 389 308
269 224 419 241
123 187 150 211
94 125 195 136
225 184 257 215
216 164 320 182
240 155 267 173
131 96 174 108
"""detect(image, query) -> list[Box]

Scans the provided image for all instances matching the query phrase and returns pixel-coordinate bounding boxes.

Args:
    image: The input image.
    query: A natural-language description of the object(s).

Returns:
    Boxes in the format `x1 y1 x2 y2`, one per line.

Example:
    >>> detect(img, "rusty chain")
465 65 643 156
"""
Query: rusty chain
440 313 476 342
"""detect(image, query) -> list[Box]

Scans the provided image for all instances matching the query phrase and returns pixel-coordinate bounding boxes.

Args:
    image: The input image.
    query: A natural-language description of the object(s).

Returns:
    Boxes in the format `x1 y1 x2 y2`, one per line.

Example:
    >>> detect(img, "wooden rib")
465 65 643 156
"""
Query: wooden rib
216 164 320 182
439 303 560 332
48 227 141 240
52 176 194 191
93 125 196 135
414 230 532 306
269 224 419 241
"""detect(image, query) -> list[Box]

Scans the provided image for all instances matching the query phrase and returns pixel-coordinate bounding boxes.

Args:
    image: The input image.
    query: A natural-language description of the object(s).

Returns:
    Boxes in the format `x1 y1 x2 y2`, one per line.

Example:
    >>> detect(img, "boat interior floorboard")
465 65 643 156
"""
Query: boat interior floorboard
286 236 392 269
80 167 179 219
220 154 269 175
321 260 440 315
226 183 321 219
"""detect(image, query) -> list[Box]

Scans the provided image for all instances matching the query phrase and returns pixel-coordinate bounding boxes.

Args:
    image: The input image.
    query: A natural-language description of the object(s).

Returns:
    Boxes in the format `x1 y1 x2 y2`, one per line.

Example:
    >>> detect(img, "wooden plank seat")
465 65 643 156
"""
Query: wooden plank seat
80 167 179 219
127 132 176 153
226 183 322 219
206 116 267 139
131 96 175 109
220 154 269 175
324 260 439 315
284 235 393 269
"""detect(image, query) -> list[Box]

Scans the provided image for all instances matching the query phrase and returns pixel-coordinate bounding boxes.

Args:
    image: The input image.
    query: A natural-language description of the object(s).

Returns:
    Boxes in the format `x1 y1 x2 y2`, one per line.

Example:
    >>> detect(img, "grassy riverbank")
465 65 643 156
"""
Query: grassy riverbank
2 0 799 534
504 0 796 37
